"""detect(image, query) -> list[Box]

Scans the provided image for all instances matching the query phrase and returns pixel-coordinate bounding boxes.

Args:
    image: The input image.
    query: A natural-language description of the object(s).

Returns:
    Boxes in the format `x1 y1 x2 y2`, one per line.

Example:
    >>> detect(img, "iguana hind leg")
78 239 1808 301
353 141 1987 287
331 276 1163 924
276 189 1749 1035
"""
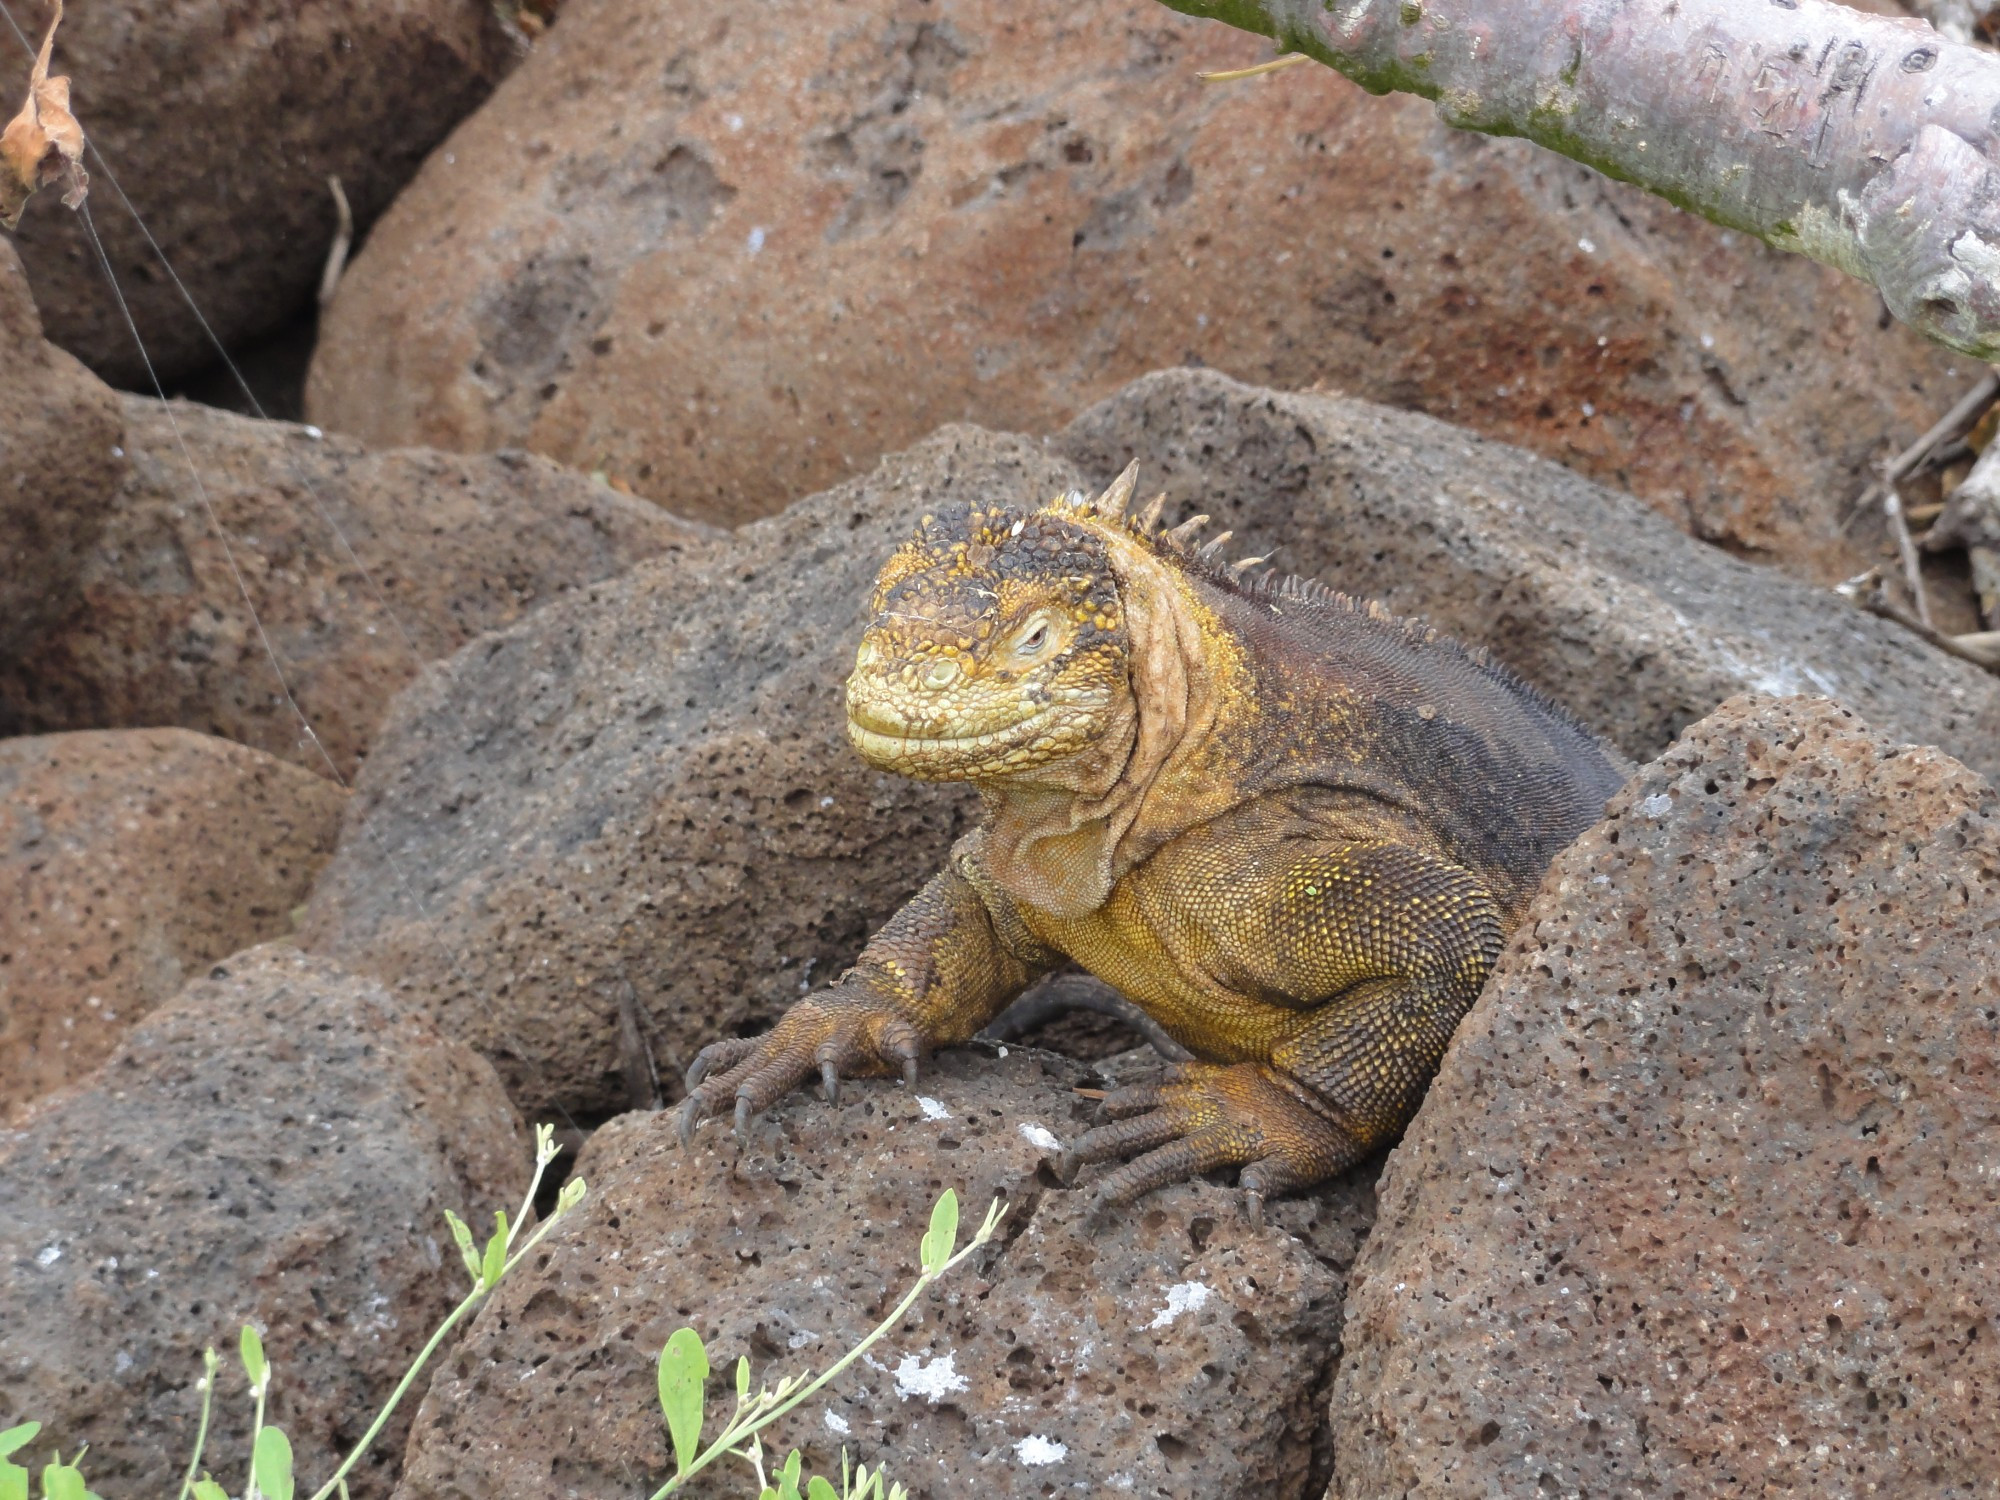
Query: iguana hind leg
1065 840 1504 1210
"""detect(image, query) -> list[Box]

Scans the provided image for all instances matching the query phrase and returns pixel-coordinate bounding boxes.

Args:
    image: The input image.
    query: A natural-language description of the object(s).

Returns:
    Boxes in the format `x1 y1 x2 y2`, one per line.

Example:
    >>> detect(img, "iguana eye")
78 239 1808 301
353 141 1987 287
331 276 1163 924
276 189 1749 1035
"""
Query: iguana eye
1010 614 1058 663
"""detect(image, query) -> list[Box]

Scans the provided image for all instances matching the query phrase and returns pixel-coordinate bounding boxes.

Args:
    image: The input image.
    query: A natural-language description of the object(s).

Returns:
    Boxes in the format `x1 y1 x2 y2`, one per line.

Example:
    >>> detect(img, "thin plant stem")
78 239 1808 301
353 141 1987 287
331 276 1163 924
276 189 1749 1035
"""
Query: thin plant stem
242 1368 269 1500
173 1349 220 1500
648 1202 1004 1499
303 1205 576 1500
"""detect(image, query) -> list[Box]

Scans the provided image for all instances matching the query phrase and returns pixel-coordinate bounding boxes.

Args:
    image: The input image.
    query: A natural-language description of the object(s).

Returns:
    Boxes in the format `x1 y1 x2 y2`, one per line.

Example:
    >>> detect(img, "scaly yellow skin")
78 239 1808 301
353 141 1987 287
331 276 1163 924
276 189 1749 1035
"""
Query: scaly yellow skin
681 466 1628 1207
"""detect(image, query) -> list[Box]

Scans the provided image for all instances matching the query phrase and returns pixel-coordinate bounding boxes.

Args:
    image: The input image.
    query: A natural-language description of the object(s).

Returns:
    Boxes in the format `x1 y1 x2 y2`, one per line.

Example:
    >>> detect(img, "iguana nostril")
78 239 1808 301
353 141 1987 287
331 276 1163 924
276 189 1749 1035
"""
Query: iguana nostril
925 659 962 690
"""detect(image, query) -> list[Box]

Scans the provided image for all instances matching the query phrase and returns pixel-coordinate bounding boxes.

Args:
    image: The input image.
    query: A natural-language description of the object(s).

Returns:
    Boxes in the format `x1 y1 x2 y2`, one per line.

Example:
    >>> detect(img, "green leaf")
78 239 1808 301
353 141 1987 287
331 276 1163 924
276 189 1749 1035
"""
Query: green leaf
480 1219 508 1290
759 1490 778 1500
443 1208 480 1282
39 1461 85 1500
239 1325 268 1391
776 1448 803 1500
0 1428 35 1463
807 1476 837 1500
920 1190 959 1275
0 1459 25 1500
656 1328 708 1476
252 1425 294 1500
193 1478 229 1500
735 1355 751 1399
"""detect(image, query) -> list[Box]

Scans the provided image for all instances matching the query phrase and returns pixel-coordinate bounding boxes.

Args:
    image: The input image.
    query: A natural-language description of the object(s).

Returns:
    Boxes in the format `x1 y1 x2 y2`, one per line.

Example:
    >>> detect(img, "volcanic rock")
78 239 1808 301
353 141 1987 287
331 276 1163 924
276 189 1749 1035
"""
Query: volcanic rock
0 237 124 660
1333 695 2000 1495
0 397 705 779
304 0 1962 582
4 0 517 383
390 1046 1372 1500
0 945 528 1499
0 728 345 1119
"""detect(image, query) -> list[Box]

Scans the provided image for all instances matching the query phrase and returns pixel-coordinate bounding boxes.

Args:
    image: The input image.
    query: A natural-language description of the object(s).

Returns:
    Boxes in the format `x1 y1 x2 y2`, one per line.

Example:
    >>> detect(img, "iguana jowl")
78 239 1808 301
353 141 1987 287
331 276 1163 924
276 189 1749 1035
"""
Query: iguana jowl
680 464 1628 1207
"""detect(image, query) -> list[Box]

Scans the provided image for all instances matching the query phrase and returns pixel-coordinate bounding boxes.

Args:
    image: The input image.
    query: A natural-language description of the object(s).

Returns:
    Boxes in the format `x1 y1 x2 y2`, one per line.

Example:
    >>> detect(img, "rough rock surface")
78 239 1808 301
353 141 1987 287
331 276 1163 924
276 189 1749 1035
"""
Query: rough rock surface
0 728 346 1120
392 1047 1374 1500
1333 695 2000 1496
303 373 2000 1120
5 0 516 384
0 239 125 659
300 426 1067 1117
1057 370 2000 778
0 945 528 1500
0 396 705 779
304 0 1964 579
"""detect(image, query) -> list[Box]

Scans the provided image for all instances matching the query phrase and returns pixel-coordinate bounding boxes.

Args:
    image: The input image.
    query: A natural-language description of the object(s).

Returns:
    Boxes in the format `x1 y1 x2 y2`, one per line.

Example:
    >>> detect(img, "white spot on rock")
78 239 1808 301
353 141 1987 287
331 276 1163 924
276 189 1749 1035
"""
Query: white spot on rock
824 1410 851 1436
1641 792 1673 818
1147 1280 1212 1329
1577 237 1595 254
1018 1122 1060 1153
917 1096 951 1121
1015 1435 1068 1466
35 1244 60 1268
893 1350 969 1402
746 226 766 255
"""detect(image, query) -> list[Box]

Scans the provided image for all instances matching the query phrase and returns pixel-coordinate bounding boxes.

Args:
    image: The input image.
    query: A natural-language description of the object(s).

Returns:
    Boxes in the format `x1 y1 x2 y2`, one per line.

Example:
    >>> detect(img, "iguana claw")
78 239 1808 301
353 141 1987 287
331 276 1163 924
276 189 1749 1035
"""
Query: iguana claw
677 982 929 1146
1064 1062 1364 1209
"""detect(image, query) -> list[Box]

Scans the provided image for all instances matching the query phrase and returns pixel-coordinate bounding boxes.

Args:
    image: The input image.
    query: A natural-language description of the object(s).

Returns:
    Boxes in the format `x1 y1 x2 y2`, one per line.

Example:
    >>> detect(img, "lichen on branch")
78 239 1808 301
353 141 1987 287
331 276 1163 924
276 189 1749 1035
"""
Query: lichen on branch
1162 0 2000 359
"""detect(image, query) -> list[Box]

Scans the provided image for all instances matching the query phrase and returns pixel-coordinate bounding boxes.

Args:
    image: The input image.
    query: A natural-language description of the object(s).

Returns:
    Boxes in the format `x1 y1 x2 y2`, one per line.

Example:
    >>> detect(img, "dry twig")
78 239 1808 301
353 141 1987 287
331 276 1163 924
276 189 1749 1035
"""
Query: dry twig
318 175 354 308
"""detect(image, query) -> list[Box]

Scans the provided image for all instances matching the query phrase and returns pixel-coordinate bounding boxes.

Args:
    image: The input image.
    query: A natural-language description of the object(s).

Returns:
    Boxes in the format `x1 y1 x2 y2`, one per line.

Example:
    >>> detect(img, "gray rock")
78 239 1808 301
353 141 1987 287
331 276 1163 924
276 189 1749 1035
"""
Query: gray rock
1057 369 2000 776
391 1046 1373 1500
0 945 528 1499
1332 695 2000 1496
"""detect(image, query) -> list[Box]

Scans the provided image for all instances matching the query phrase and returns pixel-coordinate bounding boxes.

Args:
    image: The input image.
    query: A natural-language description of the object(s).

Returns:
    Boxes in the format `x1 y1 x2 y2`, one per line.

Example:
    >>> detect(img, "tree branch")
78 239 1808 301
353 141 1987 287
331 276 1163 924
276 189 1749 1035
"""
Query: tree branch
1162 0 2000 358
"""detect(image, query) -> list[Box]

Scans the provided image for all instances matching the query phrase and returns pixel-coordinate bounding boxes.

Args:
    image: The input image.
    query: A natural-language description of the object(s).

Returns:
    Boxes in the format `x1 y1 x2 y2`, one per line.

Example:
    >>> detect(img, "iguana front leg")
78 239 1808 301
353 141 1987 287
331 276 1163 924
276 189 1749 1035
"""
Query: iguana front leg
680 836 1057 1143
1064 840 1504 1212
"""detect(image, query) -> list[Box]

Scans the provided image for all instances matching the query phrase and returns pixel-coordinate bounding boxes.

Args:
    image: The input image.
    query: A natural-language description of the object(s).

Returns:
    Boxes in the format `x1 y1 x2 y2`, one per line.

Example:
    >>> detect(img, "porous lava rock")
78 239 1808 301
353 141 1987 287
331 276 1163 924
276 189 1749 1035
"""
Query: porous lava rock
1333 695 2000 1496
1056 369 2000 778
299 426 1070 1117
303 373 2000 1122
0 397 705 779
304 0 1961 580
0 727 346 1119
390 1046 1373 1500
0 945 528 1500
0 237 124 659
4 0 516 383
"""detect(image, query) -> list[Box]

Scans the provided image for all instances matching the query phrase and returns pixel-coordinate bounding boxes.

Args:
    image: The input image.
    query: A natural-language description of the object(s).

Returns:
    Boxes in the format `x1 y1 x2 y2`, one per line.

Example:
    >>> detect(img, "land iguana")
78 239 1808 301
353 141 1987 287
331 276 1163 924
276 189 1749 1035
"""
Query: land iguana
680 464 1629 1209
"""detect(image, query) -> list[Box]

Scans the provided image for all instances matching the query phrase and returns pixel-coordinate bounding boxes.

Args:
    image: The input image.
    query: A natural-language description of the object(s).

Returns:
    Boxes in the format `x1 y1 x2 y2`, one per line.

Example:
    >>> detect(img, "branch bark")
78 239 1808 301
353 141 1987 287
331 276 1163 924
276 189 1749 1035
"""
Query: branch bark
1160 0 2000 358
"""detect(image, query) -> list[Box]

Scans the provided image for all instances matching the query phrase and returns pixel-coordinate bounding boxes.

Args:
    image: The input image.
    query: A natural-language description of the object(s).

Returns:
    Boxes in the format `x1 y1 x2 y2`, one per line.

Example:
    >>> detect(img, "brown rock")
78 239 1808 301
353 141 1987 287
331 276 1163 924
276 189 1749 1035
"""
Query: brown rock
300 425 1066 1117
0 728 346 1119
4 0 516 384
1055 369 2000 778
1332 695 2000 1496
0 945 528 1500
392 1046 1372 1500
304 0 1963 581
0 237 124 659
0 396 706 779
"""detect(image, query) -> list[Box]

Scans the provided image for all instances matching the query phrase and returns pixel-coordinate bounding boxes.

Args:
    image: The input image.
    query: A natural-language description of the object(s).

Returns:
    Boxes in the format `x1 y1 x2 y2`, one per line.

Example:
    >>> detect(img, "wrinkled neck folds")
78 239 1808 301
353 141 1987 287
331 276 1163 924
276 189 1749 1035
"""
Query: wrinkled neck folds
979 525 1252 919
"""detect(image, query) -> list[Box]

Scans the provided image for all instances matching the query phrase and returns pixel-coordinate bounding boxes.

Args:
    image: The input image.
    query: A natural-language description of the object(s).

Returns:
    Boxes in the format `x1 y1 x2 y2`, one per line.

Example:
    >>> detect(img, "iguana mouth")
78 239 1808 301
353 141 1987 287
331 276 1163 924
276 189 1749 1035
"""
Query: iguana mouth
844 701 1062 758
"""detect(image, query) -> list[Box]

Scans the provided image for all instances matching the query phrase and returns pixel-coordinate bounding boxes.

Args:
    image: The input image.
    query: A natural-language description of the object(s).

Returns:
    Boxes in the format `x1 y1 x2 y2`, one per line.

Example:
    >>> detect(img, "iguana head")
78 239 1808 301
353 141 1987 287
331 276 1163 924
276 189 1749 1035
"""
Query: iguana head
845 470 1150 784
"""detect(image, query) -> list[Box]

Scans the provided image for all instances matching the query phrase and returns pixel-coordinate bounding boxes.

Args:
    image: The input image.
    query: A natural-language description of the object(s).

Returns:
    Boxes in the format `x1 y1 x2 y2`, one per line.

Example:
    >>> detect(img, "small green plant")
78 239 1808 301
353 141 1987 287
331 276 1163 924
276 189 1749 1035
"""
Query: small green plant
650 1190 1005 1500
3 1124 586 1500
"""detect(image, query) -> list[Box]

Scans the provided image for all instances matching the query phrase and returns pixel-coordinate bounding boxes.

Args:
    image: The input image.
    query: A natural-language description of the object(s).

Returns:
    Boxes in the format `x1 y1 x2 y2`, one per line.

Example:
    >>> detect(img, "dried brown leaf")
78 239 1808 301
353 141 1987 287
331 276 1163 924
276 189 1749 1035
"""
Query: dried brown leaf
0 0 87 231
